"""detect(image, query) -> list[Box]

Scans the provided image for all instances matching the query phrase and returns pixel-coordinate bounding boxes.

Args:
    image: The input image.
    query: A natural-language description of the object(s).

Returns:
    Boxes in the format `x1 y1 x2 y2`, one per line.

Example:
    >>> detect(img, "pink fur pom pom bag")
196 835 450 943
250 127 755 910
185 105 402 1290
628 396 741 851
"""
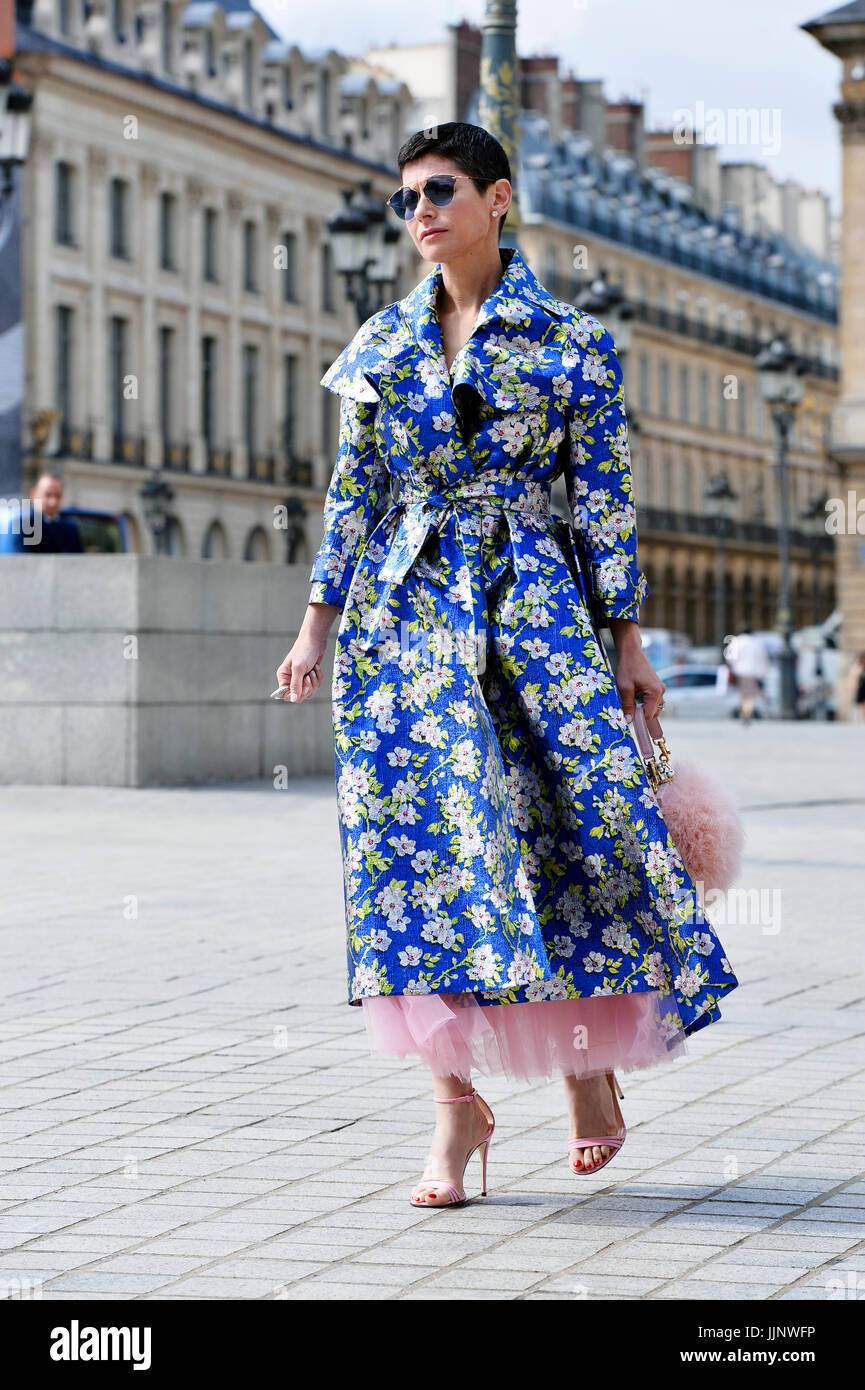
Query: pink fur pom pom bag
631 703 744 897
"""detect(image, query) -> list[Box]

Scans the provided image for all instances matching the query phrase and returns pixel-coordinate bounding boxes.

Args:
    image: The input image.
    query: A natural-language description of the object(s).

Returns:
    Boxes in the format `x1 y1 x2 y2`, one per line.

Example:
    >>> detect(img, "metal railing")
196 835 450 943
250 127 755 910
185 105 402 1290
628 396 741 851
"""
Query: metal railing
639 504 835 552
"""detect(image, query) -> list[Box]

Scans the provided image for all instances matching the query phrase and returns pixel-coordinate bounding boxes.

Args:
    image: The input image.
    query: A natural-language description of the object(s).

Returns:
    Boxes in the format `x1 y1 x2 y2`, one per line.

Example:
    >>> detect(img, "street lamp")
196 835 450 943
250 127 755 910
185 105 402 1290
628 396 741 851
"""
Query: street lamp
576 268 637 437
704 471 739 653
755 334 806 720
280 494 308 565
327 180 400 325
0 57 33 206
139 473 175 555
800 491 830 626
576 268 634 359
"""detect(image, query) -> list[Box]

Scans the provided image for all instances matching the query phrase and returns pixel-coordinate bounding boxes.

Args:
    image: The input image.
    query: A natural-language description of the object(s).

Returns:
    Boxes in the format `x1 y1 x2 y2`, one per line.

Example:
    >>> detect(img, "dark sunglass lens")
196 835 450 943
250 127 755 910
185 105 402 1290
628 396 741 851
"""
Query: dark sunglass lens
426 178 456 206
391 188 420 219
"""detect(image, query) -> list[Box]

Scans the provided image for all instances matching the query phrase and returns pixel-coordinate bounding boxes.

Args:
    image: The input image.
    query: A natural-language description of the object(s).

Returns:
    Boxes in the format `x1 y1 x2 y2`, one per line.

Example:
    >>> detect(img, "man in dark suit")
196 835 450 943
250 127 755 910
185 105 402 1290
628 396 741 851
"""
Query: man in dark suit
0 473 84 553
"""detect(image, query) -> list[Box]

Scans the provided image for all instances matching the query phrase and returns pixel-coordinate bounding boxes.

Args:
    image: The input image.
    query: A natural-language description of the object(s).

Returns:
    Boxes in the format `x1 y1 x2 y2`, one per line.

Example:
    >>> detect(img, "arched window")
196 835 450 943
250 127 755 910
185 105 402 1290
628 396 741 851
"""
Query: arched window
164 516 185 556
244 526 270 562
202 520 229 560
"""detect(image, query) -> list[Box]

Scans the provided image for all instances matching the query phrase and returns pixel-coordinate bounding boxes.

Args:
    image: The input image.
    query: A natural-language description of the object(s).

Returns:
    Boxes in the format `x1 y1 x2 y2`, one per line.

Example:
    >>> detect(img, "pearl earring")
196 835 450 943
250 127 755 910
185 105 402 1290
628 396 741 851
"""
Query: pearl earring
492 211 499 218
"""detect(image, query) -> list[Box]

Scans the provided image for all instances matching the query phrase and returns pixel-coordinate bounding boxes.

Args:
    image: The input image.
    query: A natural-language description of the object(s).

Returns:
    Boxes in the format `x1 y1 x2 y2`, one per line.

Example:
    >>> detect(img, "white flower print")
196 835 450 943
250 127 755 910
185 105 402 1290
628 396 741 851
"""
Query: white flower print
310 250 736 1032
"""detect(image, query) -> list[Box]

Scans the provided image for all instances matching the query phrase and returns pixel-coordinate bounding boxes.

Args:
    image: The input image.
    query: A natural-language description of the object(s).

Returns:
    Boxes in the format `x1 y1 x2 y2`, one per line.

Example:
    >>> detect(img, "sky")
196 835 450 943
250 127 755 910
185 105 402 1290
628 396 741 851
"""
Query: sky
256 0 843 210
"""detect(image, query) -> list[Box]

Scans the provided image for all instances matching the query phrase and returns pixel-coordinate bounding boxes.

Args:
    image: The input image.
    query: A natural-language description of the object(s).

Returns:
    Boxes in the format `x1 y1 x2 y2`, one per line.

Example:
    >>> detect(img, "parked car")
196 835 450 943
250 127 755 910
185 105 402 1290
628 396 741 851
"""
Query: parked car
640 627 692 672
60 507 128 553
655 663 746 719
0 504 127 554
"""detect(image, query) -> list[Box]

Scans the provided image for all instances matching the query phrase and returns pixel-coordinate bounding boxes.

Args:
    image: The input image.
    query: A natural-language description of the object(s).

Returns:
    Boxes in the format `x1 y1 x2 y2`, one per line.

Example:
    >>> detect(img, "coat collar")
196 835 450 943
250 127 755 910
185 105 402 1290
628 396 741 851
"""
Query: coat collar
398 246 571 368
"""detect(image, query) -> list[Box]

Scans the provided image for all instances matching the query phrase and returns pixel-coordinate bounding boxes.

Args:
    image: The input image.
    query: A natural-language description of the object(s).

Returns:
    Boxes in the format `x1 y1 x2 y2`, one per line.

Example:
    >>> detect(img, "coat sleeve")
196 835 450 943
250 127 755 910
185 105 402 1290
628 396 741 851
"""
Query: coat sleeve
563 321 650 625
308 390 391 610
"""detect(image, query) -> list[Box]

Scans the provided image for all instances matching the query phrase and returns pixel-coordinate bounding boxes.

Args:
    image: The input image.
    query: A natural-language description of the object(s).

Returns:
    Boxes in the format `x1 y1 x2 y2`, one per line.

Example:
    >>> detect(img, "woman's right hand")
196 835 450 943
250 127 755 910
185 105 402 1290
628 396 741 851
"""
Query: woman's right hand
275 603 338 702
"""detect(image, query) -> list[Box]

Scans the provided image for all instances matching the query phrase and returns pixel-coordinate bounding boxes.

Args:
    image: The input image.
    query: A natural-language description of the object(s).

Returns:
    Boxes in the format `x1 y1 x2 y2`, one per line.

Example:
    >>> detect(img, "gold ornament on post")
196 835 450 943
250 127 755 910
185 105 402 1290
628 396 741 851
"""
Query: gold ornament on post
23 409 62 492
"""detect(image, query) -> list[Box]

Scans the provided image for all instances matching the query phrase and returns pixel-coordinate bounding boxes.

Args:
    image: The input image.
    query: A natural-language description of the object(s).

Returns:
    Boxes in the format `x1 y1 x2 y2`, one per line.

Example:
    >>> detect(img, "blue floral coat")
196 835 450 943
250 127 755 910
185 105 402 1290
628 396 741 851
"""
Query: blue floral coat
309 246 738 1042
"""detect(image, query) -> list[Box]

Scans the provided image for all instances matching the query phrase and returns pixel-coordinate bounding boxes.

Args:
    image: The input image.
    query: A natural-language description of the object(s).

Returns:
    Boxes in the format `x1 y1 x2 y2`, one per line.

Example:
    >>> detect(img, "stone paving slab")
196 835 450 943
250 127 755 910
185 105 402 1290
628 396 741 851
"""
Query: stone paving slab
1 720 864 1300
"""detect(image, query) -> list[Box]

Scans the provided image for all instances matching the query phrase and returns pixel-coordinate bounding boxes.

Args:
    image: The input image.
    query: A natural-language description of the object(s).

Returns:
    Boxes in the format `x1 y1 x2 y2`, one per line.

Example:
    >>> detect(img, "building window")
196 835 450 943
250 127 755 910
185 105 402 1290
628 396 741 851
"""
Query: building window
659 359 670 418
159 191 176 271
243 344 258 460
661 455 673 507
738 381 748 436
321 241 335 312
544 244 558 291
638 353 650 412
243 220 258 292
112 0 127 42
203 208 218 282
679 364 690 422
281 230 297 302
283 353 297 459
55 162 75 245
322 361 337 459
680 458 693 512
55 305 74 429
699 369 710 428
109 178 129 258
282 68 293 109
719 380 729 433
205 31 216 78
160 0 173 75
159 325 174 441
641 449 652 505
109 315 127 445
320 69 331 137
201 335 217 446
243 39 254 107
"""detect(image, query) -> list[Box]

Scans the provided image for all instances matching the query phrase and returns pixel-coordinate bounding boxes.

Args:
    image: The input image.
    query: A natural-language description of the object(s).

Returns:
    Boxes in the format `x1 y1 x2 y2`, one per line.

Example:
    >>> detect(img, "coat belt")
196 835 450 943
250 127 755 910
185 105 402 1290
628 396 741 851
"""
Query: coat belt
360 474 553 674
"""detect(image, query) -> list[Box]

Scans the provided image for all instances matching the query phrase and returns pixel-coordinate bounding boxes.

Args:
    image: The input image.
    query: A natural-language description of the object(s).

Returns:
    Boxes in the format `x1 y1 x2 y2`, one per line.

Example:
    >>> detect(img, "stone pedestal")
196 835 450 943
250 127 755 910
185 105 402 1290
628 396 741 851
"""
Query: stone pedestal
0 556 334 785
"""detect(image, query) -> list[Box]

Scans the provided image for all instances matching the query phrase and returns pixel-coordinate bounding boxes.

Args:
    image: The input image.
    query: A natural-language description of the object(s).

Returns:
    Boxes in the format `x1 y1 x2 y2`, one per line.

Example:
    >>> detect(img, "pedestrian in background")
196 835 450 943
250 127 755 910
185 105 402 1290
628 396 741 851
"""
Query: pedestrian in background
849 650 865 722
0 473 83 554
726 627 769 725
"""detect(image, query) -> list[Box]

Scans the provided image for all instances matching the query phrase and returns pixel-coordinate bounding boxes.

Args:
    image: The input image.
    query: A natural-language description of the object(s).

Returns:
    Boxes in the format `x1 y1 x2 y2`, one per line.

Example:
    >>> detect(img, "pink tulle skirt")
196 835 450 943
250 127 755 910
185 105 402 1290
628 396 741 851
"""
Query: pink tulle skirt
361 989 688 1084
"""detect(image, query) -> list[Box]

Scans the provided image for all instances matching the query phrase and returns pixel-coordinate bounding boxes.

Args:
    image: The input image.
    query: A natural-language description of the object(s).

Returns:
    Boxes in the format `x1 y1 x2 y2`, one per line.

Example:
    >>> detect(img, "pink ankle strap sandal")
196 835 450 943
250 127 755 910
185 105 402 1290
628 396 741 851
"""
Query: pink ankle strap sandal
410 1088 495 1208
568 1072 627 1175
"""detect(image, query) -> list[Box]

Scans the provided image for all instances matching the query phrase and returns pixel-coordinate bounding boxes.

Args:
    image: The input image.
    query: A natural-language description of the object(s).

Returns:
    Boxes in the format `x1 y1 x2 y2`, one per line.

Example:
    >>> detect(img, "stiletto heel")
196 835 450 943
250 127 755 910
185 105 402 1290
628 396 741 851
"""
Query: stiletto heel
567 1071 627 1176
410 1089 495 1207
478 1137 490 1196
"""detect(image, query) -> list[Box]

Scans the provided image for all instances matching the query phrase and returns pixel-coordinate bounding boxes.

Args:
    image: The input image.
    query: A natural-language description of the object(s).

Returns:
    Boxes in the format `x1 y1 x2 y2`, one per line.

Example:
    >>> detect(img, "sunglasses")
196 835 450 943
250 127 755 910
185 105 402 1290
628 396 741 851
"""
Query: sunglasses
387 174 475 221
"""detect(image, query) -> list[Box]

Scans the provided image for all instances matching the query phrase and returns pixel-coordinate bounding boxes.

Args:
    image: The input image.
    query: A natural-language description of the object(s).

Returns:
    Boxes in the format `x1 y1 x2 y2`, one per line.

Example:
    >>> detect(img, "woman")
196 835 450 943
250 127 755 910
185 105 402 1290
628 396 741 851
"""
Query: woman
276 122 739 1208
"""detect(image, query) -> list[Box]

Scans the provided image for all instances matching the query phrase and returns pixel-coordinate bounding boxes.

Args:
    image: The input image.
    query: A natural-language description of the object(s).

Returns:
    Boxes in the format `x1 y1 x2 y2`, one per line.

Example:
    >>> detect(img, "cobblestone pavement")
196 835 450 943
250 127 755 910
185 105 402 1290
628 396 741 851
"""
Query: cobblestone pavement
1 719 864 1301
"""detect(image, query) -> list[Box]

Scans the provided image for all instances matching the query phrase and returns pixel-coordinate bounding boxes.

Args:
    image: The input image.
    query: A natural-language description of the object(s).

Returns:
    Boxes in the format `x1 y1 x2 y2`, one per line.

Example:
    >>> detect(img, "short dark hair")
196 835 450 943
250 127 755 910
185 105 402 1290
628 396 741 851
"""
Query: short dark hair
397 121 510 243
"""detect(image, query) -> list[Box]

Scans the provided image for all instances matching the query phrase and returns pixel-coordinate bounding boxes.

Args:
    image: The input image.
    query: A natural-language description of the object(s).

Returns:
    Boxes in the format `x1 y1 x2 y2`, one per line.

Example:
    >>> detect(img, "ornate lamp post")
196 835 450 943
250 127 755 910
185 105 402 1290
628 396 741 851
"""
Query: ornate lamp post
0 25 33 495
800 491 830 625
576 268 638 441
280 494 308 565
576 269 635 366
0 53 32 208
139 473 175 555
755 334 806 720
327 180 400 325
478 0 521 246
704 472 739 653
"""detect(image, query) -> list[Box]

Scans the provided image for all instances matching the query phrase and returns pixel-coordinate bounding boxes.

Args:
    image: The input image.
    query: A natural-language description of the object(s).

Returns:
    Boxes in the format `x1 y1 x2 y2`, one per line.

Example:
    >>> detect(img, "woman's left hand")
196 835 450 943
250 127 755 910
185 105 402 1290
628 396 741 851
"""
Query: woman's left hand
608 620 665 721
